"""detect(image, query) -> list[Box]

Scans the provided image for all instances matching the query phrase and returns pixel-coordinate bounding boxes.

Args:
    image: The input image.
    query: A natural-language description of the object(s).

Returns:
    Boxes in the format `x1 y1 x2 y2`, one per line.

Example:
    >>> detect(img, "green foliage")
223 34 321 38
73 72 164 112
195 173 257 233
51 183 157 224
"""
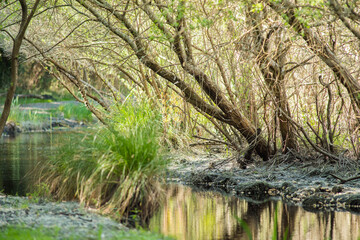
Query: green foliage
4 97 93 125
235 217 253 240
251 3 264 13
58 103 93 122
0 226 57 240
105 101 166 175
7 98 52 124
27 183 53 203
37 101 167 219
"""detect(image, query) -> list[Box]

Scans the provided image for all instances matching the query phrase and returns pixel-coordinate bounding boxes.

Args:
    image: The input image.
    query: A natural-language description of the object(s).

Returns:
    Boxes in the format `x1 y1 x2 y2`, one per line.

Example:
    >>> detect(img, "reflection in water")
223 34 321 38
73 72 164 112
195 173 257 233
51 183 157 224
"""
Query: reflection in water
0 132 75 195
149 185 360 240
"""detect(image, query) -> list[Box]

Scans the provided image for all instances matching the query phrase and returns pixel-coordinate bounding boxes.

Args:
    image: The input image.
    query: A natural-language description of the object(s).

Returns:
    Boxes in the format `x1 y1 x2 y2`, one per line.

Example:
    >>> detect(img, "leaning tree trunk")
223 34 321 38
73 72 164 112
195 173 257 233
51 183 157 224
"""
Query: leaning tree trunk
0 0 40 135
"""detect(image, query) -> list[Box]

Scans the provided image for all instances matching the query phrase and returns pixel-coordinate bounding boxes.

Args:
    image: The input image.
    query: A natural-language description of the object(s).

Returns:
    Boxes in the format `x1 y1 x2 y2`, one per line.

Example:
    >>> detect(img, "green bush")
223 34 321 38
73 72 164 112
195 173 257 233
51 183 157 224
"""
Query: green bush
37 101 167 220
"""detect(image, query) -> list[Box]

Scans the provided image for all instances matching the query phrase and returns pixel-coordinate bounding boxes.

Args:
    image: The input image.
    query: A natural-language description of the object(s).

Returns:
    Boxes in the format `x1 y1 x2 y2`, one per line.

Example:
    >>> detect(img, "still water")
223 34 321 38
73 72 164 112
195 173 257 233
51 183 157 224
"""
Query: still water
1 133 360 240
149 185 360 240
0 132 58 195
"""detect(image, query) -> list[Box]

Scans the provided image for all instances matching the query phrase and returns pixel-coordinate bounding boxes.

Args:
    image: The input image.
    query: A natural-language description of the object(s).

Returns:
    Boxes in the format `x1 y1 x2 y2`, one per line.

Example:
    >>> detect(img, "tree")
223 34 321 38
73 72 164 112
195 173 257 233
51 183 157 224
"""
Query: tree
267 0 360 122
248 8 298 152
18 0 271 160
0 0 40 135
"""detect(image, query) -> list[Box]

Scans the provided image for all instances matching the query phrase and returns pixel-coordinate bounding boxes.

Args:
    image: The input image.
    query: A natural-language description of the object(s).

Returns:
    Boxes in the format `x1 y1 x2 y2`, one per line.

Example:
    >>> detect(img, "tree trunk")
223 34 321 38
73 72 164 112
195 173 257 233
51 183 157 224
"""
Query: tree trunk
249 9 297 152
0 0 40 135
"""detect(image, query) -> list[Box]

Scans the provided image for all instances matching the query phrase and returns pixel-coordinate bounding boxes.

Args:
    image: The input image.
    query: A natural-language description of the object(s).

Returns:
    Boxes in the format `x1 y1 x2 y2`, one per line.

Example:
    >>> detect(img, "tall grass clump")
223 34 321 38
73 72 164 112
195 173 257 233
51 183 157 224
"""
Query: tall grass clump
36 101 167 220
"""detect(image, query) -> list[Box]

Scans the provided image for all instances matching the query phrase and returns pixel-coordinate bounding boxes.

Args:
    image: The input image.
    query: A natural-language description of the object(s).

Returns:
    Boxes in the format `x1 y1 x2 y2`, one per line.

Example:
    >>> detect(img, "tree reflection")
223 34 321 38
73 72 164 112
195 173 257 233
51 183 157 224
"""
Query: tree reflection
149 185 360 240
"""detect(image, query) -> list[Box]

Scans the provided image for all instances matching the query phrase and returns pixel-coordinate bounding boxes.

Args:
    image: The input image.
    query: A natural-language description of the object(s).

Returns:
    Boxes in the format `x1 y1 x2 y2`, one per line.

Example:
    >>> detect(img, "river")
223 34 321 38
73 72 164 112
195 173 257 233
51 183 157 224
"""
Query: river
1 132 360 240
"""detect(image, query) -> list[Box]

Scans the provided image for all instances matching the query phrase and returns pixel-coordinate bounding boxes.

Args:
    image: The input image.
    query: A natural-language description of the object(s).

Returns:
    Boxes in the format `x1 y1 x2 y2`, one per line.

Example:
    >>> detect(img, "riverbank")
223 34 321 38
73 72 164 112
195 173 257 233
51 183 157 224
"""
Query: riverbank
0 194 172 240
167 150 360 213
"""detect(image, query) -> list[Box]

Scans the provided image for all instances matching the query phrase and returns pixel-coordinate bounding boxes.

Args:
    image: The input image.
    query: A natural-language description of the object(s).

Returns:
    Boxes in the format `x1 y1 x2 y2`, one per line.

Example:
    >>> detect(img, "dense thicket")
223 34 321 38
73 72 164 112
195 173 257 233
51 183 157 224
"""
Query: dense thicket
1 0 360 163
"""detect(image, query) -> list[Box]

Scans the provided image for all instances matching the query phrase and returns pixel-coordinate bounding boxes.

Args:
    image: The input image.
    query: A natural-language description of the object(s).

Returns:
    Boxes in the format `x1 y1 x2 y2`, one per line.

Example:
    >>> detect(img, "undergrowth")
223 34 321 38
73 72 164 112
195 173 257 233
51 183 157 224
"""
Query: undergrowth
36 101 167 220
8 98 51 124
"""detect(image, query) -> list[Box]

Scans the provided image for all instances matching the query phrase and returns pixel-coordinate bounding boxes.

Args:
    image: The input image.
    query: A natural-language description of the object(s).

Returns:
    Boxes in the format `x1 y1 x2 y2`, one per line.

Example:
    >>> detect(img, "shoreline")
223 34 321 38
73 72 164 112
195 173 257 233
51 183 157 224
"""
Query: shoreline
167 151 360 213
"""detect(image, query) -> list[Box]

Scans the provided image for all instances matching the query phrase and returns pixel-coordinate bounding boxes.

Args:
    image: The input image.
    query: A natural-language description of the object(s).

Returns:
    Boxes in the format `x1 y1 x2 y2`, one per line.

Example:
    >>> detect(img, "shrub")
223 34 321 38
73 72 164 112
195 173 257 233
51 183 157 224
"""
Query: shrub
36 101 167 220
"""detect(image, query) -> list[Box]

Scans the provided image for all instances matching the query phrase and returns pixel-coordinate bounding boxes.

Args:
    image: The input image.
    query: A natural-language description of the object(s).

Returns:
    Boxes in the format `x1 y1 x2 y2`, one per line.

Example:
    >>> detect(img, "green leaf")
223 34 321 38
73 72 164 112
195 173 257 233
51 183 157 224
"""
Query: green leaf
251 3 264 13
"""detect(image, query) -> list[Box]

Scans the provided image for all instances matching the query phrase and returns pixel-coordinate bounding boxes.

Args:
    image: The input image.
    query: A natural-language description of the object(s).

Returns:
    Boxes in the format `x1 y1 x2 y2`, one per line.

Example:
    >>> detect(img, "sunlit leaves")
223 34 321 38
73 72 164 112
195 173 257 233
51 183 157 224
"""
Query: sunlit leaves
251 3 264 13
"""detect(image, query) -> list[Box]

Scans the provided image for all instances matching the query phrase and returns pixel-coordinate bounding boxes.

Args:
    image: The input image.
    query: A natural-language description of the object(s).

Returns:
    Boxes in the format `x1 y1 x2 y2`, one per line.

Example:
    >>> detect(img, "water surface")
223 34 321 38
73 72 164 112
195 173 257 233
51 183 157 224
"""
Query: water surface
0 132 75 195
149 185 360 240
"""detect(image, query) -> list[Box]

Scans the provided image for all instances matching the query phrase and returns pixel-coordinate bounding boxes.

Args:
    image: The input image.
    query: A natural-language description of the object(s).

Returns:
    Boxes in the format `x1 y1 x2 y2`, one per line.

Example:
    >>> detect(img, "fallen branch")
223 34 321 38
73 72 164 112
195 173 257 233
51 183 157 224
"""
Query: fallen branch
330 173 360 184
206 157 236 170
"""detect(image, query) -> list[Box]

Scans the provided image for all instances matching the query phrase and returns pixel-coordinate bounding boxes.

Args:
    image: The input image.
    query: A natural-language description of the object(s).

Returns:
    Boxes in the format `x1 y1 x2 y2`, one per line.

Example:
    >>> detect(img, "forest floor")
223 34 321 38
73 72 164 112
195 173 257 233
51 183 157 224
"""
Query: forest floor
167 149 360 213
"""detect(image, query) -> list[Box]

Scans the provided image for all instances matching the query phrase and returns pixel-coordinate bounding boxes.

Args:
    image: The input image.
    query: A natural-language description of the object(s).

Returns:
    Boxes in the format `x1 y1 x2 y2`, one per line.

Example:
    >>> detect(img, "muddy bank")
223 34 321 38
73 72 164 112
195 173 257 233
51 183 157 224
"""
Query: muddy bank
0 194 127 239
167 151 360 213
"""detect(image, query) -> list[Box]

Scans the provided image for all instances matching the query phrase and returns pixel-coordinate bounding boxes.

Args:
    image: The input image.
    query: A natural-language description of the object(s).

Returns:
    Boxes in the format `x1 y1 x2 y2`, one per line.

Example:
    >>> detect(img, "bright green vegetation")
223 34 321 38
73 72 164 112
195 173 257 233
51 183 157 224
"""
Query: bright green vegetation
0 97 53 105
58 103 93 122
8 102 50 124
5 97 93 124
0 226 173 240
0 226 57 240
37 101 167 219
